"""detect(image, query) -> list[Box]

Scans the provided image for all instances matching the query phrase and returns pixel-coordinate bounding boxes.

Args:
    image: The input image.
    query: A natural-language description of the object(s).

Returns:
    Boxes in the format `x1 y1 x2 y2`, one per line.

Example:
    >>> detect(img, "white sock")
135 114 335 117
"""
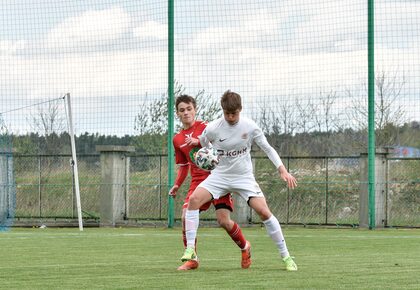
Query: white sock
263 215 290 258
185 209 200 248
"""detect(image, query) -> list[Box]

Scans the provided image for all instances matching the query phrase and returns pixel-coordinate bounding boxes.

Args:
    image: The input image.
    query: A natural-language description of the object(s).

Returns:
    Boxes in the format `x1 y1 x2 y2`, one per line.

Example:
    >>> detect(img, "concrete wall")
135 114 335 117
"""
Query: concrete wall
96 145 134 227
0 150 14 226
359 148 389 228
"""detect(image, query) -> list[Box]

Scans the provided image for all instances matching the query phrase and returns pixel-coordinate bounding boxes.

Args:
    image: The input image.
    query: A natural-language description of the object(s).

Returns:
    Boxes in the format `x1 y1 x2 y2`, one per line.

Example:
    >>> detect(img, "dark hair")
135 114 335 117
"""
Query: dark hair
221 90 242 112
175 95 196 111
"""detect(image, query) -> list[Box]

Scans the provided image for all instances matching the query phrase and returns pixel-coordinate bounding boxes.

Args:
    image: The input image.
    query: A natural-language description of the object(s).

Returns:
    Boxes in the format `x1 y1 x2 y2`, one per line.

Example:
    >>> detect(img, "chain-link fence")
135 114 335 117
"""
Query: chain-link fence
387 158 420 227
10 153 419 227
1 1 420 230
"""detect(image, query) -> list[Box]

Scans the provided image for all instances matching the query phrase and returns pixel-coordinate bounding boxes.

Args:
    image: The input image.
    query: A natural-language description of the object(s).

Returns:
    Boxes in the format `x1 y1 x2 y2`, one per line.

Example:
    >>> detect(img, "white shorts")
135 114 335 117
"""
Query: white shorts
198 173 264 202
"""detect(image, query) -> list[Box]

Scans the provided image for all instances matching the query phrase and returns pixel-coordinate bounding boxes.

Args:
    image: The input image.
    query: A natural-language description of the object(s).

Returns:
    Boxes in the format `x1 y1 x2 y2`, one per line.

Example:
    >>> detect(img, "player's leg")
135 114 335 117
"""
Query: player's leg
181 189 204 250
181 186 213 262
178 206 199 270
178 200 214 271
178 180 212 270
181 207 188 249
248 196 297 271
214 195 251 269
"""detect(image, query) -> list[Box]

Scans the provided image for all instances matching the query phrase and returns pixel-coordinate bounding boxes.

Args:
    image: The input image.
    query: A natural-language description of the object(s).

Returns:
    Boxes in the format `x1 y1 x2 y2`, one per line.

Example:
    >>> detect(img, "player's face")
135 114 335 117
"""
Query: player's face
177 102 196 126
223 109 241 125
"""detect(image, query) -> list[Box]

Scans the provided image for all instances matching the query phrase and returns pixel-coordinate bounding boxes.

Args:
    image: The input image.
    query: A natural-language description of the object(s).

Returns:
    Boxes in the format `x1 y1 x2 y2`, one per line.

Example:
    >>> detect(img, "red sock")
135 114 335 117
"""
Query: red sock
228 222 247 249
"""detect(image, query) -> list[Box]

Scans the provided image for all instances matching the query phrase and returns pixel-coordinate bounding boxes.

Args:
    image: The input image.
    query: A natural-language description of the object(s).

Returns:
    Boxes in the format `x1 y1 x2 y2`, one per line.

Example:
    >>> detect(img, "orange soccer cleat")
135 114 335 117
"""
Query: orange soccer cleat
177 259 199 271
241 241 252 269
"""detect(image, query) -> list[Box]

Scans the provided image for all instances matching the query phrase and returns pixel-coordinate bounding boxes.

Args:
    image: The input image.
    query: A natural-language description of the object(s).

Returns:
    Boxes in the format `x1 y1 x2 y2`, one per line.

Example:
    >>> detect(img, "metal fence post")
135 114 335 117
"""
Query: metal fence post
325 157 329 224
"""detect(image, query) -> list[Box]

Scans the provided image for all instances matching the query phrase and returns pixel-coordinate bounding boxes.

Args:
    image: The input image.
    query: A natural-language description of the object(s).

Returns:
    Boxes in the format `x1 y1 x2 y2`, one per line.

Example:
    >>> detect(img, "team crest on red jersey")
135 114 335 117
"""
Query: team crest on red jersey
189 147 199 163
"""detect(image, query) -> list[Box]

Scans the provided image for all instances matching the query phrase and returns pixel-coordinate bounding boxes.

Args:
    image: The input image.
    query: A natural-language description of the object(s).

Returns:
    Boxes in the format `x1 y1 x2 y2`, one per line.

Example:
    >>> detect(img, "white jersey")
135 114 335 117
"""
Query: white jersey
199 116 283 178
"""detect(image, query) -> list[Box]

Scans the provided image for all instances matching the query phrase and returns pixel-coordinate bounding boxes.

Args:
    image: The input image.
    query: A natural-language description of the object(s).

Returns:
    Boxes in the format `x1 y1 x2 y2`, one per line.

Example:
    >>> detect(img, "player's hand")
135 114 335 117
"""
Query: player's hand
185 136 199 146
278 165 297 189
169 185 179 198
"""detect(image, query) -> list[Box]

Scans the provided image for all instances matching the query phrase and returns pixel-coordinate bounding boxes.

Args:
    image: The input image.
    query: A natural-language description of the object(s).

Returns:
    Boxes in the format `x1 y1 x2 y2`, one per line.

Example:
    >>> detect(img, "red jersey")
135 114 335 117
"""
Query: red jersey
173 120 209 181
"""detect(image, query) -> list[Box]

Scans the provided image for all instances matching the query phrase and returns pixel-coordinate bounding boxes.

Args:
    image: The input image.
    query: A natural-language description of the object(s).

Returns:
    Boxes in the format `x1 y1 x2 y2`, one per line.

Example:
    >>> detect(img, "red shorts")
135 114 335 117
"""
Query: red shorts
183 179 234 212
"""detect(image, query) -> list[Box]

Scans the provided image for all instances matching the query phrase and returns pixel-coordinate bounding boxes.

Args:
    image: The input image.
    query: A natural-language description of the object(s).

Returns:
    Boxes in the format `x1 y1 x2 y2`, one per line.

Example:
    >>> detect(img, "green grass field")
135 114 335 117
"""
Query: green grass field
1 227 419 289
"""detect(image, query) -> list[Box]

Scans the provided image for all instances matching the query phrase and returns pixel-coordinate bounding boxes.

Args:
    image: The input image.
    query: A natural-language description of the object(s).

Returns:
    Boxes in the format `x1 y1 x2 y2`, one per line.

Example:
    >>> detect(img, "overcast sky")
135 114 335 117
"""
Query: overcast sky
1 0 419 135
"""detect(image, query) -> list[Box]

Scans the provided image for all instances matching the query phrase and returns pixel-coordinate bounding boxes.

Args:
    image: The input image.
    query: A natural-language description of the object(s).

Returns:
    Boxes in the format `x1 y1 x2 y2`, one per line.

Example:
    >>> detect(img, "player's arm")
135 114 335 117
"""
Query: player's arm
170 137 190 197
169 163 189 198
254 129 297 189
198 127 214 148
277 164 297 189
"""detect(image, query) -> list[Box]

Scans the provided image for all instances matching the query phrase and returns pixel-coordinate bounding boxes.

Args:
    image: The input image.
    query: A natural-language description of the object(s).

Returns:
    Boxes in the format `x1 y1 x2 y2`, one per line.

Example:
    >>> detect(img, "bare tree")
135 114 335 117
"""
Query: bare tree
348 70 406 147
0 115 8 135
253 97 297 136
253 97 298 155
295 98 316 134
312 90 341 133
32 103 65 135
253 105 271 134
277 100 297 136
308 90 346 155
29 99 66 154
376 71 406 129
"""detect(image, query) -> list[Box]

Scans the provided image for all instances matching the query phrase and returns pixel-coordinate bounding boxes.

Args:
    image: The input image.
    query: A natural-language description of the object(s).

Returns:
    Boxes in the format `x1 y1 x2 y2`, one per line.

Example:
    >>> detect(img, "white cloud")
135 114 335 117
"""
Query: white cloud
1 0 420 134
2 1 418 101
46 7 131 48
376 1 420 49
0 50 167 100
290 1 366 52
178 0 419 98
176 46 369 97
133 21 167 40
0 40 25 56
238 9 281 33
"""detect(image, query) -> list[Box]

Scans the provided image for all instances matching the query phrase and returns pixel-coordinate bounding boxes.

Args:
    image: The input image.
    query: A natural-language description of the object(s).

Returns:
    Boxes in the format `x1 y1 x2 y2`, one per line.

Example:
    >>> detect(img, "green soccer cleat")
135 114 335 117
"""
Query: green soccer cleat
181 247 197 262
282 256 298 271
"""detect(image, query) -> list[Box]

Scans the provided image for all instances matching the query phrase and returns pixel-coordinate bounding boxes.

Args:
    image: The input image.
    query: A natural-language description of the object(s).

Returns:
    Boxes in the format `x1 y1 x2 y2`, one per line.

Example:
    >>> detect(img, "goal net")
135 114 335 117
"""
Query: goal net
0 95 82 230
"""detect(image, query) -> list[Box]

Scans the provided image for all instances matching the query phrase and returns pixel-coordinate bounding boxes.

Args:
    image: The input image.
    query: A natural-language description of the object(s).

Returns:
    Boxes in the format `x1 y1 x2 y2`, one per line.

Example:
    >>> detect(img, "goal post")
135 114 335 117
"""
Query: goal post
65 93 83 231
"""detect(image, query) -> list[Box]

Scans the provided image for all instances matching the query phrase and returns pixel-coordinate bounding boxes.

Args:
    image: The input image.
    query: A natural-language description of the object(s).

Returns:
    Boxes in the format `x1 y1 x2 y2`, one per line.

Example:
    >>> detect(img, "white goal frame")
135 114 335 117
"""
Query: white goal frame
65 93 83 231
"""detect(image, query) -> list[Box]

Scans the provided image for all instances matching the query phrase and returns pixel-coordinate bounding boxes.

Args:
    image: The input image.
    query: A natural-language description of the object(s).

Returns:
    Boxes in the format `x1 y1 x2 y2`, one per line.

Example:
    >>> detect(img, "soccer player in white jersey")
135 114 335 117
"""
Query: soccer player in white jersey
170 95 251 271
181 90 298 271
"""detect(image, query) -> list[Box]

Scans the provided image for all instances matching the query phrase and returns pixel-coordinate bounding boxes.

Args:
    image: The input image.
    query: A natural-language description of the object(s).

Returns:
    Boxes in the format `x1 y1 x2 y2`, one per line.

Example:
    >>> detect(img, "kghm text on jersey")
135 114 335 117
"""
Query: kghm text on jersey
217 147 247 157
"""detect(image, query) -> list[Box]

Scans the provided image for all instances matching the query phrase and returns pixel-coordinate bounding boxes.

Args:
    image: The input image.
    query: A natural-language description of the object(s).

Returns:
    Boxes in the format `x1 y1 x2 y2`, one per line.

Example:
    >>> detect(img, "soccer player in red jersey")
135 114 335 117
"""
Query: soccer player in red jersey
169 95 251 271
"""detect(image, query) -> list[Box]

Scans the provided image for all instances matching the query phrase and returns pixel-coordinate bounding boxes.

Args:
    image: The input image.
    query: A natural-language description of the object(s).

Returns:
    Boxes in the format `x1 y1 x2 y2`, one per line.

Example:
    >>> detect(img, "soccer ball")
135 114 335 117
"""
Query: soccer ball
194 147 219 171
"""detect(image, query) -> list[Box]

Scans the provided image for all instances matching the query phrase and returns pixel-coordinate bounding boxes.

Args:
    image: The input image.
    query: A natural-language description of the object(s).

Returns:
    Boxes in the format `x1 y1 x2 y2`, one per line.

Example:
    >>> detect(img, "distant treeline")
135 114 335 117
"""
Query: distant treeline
7 121 420 156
